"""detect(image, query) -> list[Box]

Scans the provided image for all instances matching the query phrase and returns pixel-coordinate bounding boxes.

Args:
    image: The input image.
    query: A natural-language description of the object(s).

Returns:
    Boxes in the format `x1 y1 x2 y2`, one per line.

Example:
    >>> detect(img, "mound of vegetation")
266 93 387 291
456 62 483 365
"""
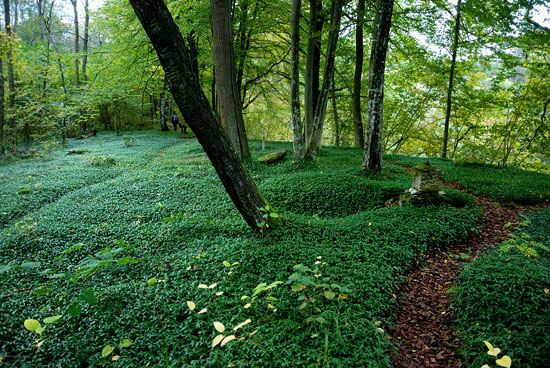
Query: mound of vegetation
260 172 408 217
453 209 550 368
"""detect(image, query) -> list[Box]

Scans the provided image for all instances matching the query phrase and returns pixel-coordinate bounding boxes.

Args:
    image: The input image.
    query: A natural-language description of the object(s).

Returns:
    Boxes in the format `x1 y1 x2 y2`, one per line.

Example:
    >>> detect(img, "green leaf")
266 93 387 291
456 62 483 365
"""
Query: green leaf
0 265 12 273
20 261 41 269
81 288 98 305
147 278 157 286
223 261 231 268
43 315 62 324
269 212 279 218
102 345 115 357
323 291 336 300
459 253 470 259
118 339 133 349
24 319 41 332
316 317 327 324
291 283 306 292
68 305 82 317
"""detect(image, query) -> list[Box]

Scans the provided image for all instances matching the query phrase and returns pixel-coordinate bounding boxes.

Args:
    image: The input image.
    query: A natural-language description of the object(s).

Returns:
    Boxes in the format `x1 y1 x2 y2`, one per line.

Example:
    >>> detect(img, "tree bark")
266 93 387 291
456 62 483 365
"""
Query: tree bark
4 0 15 133
362 0 394 172
305 0 344 160
211 0 250 159
304 0 323 145
442 0 462 159
129 0 280 231
159 77 169 131
353 0 365 148
70 0 79 88
290 0 303 161
331 71 339 146
0 57 4 155
82 0 89 82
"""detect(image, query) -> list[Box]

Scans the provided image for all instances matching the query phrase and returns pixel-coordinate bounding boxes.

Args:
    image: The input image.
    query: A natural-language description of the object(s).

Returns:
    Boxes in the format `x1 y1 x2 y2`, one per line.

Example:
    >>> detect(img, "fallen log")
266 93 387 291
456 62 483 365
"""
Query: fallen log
258 150 287 164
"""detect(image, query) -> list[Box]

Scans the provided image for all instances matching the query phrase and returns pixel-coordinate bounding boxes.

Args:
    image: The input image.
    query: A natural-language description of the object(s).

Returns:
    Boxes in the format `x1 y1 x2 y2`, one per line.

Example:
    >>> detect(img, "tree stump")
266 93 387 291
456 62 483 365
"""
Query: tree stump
400 163 450 206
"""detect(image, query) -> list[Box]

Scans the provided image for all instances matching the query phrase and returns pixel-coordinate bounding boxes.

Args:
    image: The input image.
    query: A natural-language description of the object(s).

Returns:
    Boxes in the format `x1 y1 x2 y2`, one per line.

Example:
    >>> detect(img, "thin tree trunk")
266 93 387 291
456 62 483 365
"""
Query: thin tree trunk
82 0 89 82
0 57 4 155
442 0 462 159
211 0 250 159
353 0 365 148
290 0 303 161
159 77 168 131
4 0 15 133
362 0 395 172
70 0 80 88
331 71 339 146
129 0 280 231
304 0 323 145
305 0 344 160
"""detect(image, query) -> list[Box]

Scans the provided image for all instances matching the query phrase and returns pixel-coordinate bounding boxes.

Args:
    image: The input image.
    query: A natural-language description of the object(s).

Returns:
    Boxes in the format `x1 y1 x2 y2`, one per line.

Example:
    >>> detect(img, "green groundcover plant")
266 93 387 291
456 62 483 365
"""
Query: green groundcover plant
453 209 550 368
0 131 545 367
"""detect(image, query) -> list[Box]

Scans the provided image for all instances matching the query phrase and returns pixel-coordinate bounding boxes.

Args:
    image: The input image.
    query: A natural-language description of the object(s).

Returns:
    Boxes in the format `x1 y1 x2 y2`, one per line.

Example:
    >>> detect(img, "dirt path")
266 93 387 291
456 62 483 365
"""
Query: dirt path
387 193 549 367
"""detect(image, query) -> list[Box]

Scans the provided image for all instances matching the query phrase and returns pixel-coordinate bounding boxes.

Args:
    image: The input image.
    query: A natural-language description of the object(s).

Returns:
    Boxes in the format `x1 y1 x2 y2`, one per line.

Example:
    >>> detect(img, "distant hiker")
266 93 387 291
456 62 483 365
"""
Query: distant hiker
171 114 179 131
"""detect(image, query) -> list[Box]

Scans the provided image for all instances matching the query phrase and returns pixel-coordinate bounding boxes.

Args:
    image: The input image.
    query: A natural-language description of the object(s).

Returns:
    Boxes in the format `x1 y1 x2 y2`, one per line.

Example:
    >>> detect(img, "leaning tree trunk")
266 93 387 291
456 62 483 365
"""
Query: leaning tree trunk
211 0 250 159
129 0 280 231
353 0 365 148
305 0 344 160
290 0 303 161
442 0 462 159
362 0 395 172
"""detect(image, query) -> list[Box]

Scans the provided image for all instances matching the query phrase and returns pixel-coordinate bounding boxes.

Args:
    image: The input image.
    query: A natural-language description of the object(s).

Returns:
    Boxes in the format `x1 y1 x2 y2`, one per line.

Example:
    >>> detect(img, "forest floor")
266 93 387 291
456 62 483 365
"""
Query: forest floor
1 132 549 367
388 183 550 367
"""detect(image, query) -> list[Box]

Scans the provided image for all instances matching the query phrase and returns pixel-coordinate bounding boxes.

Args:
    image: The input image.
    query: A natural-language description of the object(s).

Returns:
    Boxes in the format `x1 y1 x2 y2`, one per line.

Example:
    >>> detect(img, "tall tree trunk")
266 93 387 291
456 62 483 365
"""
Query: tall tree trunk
129 0 280 231
159 77 169 131
70 0 79 88
290 0 303 161
305 0 344 160
82 0 89 82
331 71 339 146
362 0 395 172
442 0 462 159
4 0 15 134
353 0 365 148
211 0 250 159
304 0 323 145
0 57 4 155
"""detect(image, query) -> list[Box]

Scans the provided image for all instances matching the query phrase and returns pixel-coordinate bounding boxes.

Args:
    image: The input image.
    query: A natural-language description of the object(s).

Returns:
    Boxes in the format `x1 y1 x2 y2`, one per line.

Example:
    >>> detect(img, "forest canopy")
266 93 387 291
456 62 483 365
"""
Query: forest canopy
0 0 548 171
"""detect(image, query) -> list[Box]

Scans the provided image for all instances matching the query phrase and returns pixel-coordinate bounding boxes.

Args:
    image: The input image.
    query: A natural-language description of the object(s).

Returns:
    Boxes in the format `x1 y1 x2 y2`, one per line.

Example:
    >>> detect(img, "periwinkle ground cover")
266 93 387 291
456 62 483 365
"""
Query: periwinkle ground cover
6 131 546 367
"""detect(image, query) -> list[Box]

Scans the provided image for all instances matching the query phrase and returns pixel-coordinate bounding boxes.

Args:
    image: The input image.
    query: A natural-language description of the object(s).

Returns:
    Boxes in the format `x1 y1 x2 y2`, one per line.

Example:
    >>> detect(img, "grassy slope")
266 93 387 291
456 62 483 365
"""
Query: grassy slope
0 132 546 367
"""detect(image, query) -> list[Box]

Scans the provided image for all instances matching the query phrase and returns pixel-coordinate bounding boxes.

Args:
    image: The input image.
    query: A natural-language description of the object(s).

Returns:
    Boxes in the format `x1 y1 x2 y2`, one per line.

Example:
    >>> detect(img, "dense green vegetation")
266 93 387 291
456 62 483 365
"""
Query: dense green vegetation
454 209 550 368
0 132 476 366
1 132 549 366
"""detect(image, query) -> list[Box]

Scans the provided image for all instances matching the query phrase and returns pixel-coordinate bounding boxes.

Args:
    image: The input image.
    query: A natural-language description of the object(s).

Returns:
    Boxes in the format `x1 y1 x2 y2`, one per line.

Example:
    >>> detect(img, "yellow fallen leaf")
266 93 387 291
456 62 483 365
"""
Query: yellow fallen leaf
496 355 512 368
112 355 120 361
186 301 195 311
212 334 224 348
221 335 236 347
197 308 207 314
213 322 225 333
198 284 208 289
